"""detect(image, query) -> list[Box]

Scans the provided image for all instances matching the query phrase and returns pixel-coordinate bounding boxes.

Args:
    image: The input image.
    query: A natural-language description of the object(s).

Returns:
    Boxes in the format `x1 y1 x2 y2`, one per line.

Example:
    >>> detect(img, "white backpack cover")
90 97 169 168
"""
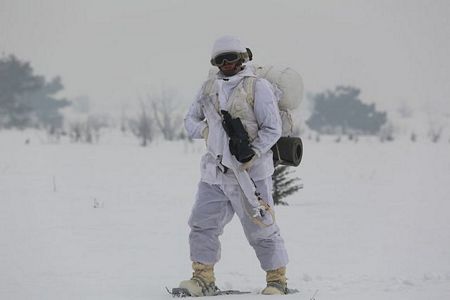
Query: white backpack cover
247 65 303 136
249 65 303 111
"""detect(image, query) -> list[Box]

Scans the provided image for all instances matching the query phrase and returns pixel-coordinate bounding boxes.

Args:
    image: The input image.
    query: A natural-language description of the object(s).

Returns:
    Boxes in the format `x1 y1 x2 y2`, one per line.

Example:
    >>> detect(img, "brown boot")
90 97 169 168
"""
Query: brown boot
261 267 288 295
179 262 217 297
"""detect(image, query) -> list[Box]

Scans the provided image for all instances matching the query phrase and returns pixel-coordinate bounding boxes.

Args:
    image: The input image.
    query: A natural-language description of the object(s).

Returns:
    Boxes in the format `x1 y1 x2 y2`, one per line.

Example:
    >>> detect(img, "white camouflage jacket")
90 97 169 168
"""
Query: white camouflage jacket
184 66 282 184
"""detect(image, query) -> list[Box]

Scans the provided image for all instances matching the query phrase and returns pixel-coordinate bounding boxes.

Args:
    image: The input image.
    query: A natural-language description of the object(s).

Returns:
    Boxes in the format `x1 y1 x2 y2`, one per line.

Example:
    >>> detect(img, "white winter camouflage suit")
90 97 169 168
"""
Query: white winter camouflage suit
184 66 289 271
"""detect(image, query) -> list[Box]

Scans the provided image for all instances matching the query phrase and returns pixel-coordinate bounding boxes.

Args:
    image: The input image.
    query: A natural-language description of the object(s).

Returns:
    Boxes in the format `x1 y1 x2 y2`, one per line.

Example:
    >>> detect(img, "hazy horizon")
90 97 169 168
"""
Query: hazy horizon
1 0 449 117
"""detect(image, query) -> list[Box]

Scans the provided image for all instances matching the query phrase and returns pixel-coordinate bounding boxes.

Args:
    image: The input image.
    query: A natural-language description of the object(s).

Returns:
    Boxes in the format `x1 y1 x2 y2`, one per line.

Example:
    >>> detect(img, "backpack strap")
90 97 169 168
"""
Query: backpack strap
202 78 217 97
201 78 221 112
243 76 257 107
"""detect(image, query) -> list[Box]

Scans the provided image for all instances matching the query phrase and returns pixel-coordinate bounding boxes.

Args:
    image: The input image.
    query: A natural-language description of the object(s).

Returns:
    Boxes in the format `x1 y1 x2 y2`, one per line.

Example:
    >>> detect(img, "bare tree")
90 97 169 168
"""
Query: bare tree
148 87 183 141
379 121 395 142
69 121 83 142
87 114 109 143
428 124 443 143
130 99 154 146
427 114 444 143
67 115 108 144
120 104 128 134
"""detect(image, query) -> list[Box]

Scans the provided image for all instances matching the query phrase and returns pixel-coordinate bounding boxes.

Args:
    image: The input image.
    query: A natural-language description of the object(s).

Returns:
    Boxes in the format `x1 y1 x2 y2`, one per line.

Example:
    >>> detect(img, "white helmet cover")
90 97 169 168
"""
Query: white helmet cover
211 35 249 62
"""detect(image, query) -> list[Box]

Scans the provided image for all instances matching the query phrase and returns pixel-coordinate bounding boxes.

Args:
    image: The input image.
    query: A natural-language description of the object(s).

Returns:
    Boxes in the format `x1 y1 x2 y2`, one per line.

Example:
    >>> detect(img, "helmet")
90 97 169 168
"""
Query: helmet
210 35 251 66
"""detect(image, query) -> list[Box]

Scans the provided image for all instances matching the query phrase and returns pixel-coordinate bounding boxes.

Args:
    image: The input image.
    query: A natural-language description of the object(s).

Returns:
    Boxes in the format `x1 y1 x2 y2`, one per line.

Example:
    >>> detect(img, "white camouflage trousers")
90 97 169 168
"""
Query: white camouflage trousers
188 177 289 271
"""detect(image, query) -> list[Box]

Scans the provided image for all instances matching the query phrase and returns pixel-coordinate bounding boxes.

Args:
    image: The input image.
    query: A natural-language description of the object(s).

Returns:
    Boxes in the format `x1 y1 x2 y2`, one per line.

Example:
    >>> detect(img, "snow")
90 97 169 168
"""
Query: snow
1 130 450 300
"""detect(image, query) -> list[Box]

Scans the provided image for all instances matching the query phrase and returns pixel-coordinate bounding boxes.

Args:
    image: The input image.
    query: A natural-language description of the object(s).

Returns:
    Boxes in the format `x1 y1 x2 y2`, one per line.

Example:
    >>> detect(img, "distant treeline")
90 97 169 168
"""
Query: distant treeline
1 54 390 138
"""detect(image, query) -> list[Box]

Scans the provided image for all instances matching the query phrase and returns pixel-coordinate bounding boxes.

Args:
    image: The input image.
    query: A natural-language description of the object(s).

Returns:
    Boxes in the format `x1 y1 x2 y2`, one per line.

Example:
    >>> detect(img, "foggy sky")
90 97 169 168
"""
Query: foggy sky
1 0 449 116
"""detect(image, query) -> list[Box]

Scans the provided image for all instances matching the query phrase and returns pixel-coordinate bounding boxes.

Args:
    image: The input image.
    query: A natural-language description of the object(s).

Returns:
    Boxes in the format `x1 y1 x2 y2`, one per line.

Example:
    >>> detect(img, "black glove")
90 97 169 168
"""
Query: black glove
229 136 255 163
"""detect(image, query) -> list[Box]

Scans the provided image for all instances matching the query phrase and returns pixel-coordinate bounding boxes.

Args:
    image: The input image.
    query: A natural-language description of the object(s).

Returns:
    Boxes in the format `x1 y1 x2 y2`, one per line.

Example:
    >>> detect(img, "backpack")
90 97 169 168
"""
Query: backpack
206 64 303 136
246 65 304 167
245 65 303 136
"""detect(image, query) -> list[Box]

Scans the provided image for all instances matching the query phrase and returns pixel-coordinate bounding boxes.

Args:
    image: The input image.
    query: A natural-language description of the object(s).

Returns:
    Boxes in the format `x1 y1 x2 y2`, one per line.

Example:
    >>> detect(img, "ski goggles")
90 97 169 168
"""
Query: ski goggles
210 52 247 67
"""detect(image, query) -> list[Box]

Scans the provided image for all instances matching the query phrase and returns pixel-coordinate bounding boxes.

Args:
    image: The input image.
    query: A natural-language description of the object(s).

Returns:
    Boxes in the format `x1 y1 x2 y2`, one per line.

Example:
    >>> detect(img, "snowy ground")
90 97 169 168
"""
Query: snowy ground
1 130 450 300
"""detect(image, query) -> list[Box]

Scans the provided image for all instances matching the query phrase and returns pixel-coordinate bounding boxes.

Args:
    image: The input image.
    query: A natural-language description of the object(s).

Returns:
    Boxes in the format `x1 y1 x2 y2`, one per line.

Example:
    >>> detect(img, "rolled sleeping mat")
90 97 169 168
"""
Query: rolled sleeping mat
272 136 303 167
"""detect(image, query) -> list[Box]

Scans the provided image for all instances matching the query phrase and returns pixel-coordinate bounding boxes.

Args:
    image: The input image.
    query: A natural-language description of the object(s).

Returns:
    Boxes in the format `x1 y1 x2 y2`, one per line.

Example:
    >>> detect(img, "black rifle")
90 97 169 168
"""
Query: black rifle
221 110 255 163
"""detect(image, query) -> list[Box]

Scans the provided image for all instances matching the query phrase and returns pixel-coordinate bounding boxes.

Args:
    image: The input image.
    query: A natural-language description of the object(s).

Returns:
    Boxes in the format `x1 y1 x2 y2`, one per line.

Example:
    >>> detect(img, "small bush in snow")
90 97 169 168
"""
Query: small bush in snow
272 165 302 206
